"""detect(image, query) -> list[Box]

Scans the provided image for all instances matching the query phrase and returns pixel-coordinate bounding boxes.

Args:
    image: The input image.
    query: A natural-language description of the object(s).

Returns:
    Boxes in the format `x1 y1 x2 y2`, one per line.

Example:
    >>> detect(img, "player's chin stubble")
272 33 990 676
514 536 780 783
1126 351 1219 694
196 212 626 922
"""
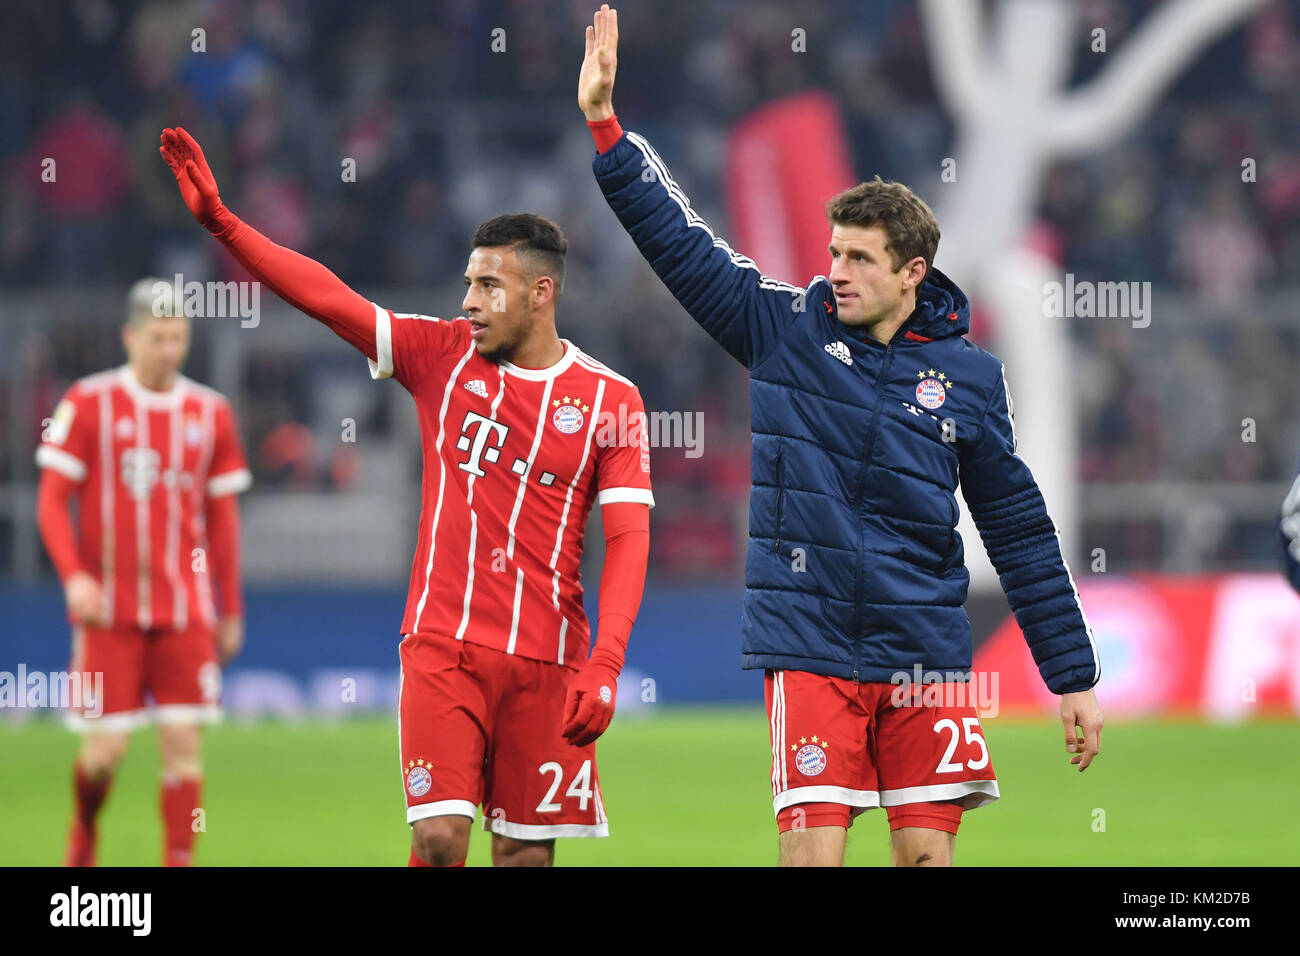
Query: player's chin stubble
484 319 532 365
477 334 515 366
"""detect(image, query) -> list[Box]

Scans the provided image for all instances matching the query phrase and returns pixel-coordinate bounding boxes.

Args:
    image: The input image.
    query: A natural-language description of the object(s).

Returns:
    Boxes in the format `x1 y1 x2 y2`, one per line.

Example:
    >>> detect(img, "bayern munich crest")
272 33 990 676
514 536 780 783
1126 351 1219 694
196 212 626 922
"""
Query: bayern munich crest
405 761 432 797
551 395 590 434
914 369 953 410
795 743 828 776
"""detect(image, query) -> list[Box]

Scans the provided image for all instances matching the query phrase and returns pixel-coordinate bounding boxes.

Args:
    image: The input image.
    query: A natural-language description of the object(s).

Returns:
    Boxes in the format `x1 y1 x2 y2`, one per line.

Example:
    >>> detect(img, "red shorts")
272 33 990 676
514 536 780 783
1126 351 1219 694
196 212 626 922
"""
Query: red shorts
67 623 221 733
766 669 999 835
398 633 607 840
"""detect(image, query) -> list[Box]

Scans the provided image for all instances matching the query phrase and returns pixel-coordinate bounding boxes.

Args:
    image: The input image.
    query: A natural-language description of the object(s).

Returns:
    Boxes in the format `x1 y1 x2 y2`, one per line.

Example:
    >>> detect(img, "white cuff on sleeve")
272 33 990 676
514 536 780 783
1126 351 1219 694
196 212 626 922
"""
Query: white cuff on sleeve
207 468 253 497
597 487 655 508
368 303 394 380
36 446 87 482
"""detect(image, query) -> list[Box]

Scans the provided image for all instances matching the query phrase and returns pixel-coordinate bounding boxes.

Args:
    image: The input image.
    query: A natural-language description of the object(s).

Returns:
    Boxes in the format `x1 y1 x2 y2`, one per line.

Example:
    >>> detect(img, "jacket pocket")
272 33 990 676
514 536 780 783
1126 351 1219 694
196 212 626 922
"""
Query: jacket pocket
773 446 786 553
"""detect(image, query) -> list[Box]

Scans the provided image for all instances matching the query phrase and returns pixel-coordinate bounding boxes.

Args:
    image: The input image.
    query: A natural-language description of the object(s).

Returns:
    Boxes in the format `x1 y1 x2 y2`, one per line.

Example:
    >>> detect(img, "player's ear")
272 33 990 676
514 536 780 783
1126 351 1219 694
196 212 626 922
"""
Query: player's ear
532 275 555 309
903 257 927 290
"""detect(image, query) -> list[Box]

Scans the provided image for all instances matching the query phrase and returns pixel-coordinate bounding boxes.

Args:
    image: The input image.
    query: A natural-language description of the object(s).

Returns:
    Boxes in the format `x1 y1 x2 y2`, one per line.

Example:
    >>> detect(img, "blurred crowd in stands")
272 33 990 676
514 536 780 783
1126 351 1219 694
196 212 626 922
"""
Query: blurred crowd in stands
3 0 1299 578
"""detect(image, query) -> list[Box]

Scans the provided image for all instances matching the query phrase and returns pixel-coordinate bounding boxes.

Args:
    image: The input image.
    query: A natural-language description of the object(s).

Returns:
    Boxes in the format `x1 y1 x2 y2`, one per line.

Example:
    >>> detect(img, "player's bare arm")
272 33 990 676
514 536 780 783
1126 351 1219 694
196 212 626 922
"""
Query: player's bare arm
1060 689 1103 772
578 4 618 122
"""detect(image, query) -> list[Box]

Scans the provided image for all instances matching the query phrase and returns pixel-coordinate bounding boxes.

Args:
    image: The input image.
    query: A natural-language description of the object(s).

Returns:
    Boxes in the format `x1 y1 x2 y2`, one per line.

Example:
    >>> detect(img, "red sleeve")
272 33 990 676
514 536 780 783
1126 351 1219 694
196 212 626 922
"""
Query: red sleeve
588 115 625 154
372 309 465 391
206 208 457 391
591 500 650 672
35 386 93 484
206 400 252 498
37 468 87 583
206 492 243 618
210 212 378 356
595 384 655 508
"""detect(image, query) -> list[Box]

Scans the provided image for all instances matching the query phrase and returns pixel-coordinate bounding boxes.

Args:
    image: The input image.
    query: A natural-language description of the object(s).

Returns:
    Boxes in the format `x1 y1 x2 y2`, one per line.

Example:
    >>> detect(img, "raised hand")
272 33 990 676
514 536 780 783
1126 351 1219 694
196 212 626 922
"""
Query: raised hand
159 127 224 226
579 4 619 121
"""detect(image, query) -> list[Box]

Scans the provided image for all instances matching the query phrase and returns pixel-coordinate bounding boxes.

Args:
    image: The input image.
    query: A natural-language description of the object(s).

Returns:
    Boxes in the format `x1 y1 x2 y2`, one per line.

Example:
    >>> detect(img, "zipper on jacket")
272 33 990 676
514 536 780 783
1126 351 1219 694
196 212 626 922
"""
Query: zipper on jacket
772 446 785 553
851 340 897 680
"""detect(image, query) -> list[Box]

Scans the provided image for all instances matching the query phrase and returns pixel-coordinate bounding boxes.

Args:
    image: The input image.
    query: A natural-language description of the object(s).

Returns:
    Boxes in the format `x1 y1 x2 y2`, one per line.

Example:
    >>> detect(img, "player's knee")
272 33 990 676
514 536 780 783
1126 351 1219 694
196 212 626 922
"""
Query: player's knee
892 846 952 867
491 837 553 868
80 732 129 774
777 826 847 867
411 816 470 866
157 726 200 764
890 829 955 867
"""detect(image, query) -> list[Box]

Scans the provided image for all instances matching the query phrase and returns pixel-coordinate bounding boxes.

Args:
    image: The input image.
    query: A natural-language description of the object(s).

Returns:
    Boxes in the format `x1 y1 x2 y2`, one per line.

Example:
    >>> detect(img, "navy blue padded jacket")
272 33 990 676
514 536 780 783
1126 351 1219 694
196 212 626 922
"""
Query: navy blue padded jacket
593 128 1100 694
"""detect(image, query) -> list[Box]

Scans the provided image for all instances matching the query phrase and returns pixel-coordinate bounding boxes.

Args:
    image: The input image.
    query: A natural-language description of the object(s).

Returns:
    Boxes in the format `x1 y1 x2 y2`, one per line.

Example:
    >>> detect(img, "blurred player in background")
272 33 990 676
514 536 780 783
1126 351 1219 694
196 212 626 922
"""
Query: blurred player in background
36 279 250 866
579 4 1101 867
160 127 652 867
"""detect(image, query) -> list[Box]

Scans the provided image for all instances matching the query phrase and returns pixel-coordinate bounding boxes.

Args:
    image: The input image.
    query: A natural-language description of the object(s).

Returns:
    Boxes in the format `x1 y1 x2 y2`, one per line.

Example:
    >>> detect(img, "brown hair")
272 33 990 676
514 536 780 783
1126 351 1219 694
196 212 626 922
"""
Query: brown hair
825 177 940 277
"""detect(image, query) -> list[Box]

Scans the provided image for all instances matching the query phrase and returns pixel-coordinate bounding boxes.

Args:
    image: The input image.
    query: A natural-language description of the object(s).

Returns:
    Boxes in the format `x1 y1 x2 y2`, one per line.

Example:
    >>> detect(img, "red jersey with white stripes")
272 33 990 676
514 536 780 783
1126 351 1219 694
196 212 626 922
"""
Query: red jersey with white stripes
36 367 252 632
369 307 654 667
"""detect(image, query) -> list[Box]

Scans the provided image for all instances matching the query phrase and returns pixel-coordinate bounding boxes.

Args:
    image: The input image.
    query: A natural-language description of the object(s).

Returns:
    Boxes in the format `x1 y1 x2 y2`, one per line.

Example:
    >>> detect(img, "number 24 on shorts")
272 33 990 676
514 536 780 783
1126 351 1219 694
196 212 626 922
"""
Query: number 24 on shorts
537 760 594 812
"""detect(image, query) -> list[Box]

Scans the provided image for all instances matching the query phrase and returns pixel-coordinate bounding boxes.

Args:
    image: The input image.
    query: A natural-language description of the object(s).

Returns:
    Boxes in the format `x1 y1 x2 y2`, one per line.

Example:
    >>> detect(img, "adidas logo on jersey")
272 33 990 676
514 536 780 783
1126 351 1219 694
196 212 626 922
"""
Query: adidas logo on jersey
824 341 852 366
463 379 488 398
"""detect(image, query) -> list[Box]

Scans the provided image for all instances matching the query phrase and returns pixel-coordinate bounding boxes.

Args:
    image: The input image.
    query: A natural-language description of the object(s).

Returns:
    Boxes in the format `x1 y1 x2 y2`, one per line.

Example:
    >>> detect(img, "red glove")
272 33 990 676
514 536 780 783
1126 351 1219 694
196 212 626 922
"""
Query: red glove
158 127 234 235
561 646 622 747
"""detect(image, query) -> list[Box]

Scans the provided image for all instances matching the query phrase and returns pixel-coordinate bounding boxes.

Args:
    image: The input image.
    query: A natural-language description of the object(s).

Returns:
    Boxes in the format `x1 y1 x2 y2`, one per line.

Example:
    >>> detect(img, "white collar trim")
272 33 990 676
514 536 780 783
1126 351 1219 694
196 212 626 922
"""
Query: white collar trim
500 340 578 381
120 366 187 409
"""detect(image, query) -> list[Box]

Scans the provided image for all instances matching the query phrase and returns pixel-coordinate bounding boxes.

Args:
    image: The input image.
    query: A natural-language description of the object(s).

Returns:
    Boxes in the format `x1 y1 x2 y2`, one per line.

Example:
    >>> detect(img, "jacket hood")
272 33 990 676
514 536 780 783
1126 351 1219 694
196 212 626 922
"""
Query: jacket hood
904 266 970 341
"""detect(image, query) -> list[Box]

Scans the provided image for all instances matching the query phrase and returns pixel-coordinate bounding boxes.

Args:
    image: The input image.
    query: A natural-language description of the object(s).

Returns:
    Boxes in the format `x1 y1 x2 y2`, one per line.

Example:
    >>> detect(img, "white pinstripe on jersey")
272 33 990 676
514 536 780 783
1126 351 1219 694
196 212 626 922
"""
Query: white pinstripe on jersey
413 344 478 633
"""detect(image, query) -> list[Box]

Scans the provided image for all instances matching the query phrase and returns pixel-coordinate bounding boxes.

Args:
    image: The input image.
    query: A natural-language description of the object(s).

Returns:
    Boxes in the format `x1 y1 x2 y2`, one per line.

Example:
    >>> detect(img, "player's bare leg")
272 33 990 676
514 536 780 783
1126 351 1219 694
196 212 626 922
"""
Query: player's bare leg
157 723 203 866
890 827 955 867
490 834 555 868
66 730 129 866
411 815 472 866
778 826 846 867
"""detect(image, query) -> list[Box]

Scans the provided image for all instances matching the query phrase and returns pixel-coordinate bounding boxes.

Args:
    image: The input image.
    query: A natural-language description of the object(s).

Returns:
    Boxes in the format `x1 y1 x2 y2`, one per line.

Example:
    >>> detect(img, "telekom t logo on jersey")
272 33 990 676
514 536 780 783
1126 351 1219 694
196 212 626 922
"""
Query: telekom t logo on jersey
120 447 161 500
456 411 510 477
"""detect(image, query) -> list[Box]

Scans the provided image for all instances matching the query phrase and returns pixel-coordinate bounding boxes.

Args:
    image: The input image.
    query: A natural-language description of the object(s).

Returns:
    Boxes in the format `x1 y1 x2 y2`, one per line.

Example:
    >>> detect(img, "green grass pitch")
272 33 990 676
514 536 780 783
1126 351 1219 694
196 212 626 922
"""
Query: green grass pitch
1 709 1295 866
